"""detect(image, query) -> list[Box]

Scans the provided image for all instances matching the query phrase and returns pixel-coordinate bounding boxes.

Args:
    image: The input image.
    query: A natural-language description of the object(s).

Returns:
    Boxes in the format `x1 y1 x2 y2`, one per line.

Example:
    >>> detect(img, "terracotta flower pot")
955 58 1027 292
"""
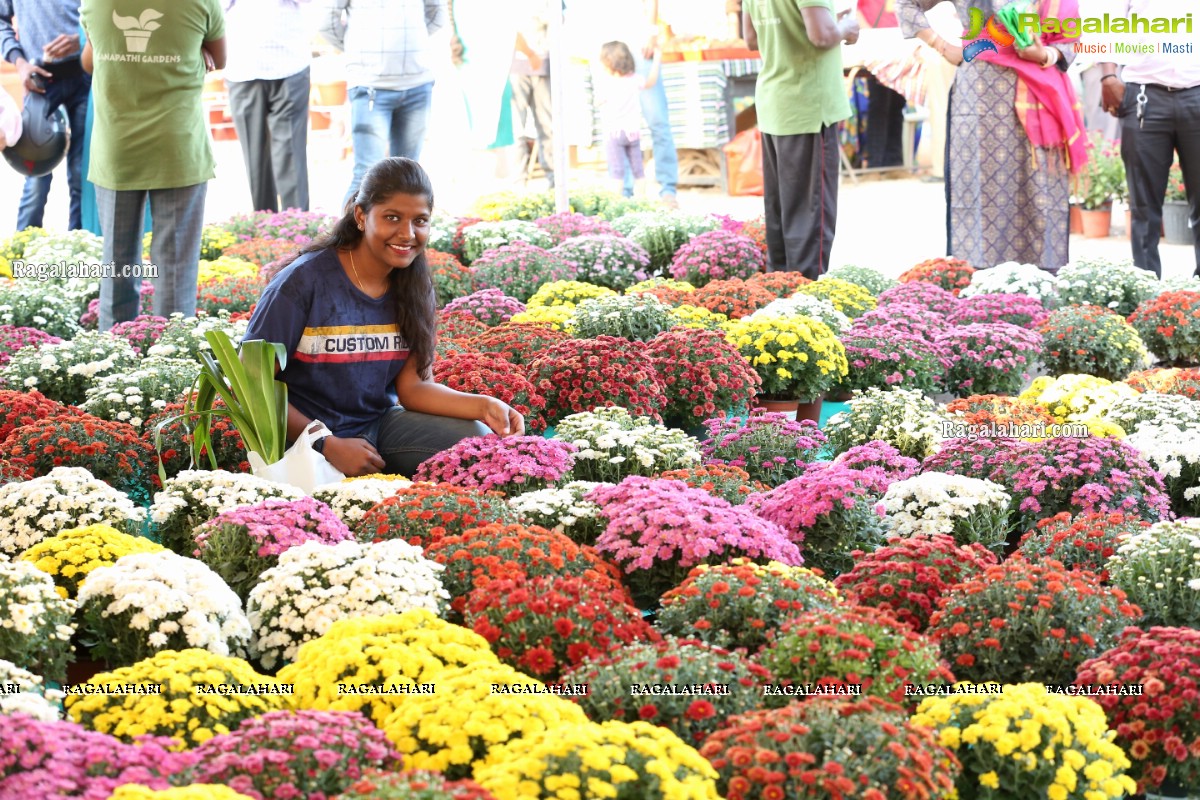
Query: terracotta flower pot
755 397 799 415
66 657 111 686
1069 204 1083 234
755 396 823 423
1080 206 1112 238
796 398 823 424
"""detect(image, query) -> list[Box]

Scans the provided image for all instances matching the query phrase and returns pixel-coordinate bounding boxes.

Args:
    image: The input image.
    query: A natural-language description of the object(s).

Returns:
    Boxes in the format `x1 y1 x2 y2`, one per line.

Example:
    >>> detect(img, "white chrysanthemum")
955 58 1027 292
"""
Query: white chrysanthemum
882 472 1010 545
551 407 700 482
77 549 250 659
1126 422 1200 502
0 468 145 558
80 357 199 430
961 261 1060 305
508 481 606 541
0 658 64 721
1108 519 1200 625
748 294 851 334
247 539 448 670
148 469 304 541
311 477 414 525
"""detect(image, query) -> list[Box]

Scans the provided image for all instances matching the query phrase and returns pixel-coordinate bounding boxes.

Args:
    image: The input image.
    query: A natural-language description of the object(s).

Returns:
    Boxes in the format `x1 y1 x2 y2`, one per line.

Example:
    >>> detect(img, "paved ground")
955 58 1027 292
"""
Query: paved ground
2 116 1194 283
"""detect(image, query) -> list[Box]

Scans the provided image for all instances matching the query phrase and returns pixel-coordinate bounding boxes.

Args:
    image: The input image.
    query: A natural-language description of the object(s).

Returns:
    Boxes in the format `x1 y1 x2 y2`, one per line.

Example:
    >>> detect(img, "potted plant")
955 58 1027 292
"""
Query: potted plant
588 475 801 607
1164 162 1190 244
746 462 890 577
424 522 621 618
898 256 975 295
183 330 288 482
927 559 1139 684
758 605 954 705
834 533 998 632
657 558 839 653
1107 519 1200 627
473 719 721 799
1076 134 1126 237
1076 626 1200 796
722 315 848 417
1129 290 1200 366
700 696 960 800
1038 303 1148 381
699 412 827 486
935 321 1043 397
182 710 400 799
562 636 768 745
911 683 1137 800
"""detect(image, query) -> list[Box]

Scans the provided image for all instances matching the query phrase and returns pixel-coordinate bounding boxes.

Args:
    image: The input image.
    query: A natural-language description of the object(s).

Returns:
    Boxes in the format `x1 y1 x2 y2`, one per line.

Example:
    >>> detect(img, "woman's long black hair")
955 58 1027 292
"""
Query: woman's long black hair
297 158 438 378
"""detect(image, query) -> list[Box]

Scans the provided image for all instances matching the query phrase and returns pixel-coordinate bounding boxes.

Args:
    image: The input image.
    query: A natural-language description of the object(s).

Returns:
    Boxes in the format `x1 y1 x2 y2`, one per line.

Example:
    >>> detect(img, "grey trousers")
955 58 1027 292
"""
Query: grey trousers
511 72 554 186
227 67 311 213
1119 82 1200 277
762 125 840 280
359 407 490 477
95 183 207 331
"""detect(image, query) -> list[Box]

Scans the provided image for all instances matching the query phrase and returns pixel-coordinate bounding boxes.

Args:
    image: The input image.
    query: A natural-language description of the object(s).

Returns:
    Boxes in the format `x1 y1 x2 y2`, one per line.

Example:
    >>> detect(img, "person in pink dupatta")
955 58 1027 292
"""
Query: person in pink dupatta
896 0 1088 271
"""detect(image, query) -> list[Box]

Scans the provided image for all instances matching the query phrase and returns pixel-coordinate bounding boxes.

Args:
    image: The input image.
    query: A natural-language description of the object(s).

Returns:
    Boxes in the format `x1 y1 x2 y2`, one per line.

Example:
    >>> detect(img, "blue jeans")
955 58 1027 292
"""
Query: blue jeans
95 183 207 331
623 54 677 198
358 406 489 477
17 67 90 231
344 82 434 209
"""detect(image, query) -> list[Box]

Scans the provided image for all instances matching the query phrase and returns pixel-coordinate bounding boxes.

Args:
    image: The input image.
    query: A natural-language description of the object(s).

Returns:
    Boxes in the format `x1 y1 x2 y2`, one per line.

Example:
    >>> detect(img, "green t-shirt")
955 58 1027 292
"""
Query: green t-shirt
81 0 224 190
747 0 851 135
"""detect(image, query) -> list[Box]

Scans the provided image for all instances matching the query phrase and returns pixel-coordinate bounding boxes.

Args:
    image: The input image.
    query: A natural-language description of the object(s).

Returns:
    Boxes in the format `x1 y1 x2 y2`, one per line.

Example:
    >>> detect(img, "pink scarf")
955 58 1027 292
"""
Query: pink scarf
976 0 1090 174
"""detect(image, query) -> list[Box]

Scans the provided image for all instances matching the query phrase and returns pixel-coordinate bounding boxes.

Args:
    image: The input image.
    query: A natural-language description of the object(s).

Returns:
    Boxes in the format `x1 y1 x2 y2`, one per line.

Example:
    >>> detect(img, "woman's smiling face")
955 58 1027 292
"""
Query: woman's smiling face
354 191 431 272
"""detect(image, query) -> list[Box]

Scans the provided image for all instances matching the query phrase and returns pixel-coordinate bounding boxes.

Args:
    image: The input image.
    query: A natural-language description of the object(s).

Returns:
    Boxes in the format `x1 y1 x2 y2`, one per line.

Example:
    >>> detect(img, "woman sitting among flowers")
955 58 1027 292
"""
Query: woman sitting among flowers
244 158 523 477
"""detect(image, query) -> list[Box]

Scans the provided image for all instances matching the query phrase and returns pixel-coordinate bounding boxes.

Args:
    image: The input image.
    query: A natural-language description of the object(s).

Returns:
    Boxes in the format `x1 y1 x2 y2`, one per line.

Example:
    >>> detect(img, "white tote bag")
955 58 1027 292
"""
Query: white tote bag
247 420 344 494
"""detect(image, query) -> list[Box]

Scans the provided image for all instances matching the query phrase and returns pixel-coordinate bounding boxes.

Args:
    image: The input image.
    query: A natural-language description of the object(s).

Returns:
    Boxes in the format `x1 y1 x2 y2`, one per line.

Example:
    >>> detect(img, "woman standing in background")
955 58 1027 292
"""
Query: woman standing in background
896 0 1088 270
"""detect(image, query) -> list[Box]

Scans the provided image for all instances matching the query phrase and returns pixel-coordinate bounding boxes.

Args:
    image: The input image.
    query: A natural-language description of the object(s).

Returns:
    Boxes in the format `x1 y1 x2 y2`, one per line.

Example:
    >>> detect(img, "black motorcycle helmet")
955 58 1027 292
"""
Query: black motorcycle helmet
3 92 69 178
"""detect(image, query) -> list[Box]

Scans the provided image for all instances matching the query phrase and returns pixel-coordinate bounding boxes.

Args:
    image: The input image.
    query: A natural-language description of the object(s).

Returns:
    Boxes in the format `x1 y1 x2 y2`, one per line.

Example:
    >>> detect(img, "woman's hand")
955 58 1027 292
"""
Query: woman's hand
322 436 386 476
1016 42 1046 63
941 42 964 66
477 396 525 436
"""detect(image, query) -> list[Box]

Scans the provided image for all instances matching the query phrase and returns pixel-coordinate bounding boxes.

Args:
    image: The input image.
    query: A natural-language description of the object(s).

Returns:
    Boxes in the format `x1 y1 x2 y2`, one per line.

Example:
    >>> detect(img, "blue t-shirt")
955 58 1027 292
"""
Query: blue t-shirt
244 247 408 437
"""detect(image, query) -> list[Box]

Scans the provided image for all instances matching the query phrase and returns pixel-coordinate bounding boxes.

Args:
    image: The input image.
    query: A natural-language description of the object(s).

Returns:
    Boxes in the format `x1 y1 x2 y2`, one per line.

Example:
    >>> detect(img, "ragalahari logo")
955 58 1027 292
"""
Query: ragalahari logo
112 9 163 54
961 6 1193 59
960 7 1016 61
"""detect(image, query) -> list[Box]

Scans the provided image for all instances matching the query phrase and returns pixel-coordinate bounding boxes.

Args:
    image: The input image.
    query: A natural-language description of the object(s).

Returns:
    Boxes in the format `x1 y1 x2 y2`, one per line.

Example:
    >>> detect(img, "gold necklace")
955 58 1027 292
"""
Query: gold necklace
348 247 364 292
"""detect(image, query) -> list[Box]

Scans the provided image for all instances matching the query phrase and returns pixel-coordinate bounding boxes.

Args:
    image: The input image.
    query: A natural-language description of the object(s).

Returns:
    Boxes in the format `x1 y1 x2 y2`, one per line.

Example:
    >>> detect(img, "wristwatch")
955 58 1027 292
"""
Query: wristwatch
312 436 328 455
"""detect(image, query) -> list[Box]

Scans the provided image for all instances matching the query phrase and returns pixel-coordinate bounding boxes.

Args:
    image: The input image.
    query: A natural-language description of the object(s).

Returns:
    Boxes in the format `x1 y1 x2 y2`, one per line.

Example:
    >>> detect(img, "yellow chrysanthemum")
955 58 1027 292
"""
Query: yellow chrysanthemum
19 524 162 600
64 649 290 750
913 684 1137 800
475 720 720 800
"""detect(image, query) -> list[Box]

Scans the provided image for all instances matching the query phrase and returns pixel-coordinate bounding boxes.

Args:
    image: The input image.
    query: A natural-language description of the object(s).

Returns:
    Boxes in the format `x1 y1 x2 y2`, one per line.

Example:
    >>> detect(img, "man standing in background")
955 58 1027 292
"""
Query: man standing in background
511 0 555 188
1100 0 1200 276
0 0 91 230
744 0 857 278
319 0 447 208
224 0 313 213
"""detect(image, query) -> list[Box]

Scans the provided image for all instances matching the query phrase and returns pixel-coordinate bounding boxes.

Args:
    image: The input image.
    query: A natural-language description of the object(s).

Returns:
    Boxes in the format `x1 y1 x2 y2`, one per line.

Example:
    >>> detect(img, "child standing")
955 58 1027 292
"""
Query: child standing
596 40 658 197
